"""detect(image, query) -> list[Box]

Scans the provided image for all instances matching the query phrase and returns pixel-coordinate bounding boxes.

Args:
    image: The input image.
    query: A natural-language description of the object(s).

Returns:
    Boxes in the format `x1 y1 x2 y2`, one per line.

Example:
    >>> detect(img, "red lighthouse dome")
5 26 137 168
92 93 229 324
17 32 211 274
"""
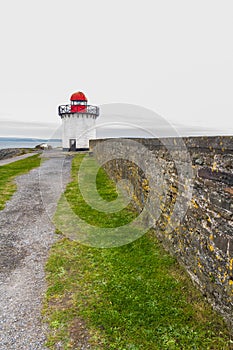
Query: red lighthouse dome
70 91 87 102
70 91 87 112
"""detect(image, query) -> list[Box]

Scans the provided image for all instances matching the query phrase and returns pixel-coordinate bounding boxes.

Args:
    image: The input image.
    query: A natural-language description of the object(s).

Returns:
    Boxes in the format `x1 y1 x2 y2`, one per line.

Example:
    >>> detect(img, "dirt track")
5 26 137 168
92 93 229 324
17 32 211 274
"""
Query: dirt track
0 150 72 349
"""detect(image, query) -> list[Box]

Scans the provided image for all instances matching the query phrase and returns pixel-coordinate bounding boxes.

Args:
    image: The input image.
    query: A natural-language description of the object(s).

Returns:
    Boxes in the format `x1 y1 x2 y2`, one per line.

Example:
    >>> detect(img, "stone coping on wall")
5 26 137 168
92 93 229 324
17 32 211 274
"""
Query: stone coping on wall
90 136 233 153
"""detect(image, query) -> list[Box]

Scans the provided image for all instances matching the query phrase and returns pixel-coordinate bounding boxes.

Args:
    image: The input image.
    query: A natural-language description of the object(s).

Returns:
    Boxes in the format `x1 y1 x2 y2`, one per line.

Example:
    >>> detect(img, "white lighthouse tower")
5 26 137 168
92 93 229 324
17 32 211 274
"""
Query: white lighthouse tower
58 91 99 151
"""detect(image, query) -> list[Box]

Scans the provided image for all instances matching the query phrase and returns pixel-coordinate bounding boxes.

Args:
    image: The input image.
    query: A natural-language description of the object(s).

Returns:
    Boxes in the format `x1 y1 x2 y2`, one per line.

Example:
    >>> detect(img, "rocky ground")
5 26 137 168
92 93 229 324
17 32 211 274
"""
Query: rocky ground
0 148 34 161
0 150 72 349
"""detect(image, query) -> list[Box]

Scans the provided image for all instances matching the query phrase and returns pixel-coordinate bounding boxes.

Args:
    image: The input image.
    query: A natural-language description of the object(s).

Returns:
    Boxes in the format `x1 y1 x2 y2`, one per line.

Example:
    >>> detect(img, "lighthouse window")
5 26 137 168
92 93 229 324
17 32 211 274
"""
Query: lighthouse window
71 101 87 106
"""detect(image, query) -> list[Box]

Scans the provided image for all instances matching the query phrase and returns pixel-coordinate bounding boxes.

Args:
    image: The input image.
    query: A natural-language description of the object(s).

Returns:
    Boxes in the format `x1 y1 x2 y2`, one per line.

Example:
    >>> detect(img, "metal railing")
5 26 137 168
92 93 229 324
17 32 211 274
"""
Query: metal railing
58 104 99 116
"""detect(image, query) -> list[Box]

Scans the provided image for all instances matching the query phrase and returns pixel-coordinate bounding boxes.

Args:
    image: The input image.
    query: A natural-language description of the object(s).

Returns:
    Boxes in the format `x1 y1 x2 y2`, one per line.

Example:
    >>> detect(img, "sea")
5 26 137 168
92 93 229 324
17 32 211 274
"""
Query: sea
0 137 62 150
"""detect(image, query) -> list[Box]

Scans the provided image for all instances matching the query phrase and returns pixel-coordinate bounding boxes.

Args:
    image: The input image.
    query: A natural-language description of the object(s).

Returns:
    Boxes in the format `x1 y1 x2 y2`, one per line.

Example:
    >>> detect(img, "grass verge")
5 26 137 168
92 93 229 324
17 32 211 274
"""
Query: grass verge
44 154 233 349
0 154 41 210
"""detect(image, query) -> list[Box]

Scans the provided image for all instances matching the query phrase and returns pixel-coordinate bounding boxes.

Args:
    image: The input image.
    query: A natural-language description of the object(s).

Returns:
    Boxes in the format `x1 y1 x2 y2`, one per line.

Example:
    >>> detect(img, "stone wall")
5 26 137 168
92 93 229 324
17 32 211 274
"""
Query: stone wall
90 136 233 330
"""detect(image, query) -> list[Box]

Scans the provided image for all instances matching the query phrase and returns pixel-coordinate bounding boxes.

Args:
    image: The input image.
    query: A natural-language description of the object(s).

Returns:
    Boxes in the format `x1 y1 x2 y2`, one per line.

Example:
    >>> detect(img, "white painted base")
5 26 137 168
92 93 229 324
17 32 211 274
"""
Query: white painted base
61 113 97 149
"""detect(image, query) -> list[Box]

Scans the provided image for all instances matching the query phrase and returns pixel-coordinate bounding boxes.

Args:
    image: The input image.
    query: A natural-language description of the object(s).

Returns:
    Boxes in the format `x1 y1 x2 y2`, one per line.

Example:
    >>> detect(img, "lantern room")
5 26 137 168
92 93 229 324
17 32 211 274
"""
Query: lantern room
70 91 88 113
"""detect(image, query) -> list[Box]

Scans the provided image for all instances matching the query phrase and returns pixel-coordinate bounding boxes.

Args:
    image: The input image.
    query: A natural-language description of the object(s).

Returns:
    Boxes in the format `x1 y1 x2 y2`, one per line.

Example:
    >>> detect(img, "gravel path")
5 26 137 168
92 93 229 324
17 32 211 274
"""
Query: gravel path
0 150 72 349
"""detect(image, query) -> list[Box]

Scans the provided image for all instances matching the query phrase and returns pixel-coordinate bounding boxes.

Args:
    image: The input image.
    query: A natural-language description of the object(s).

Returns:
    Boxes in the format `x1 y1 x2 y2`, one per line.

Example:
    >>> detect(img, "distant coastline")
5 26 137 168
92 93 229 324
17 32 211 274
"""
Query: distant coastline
0 137 62 149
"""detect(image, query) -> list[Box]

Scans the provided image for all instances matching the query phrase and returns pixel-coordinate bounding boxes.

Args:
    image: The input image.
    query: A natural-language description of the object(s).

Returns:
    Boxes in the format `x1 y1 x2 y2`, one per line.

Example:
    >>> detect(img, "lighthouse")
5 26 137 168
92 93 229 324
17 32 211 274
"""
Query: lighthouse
58 91 99 151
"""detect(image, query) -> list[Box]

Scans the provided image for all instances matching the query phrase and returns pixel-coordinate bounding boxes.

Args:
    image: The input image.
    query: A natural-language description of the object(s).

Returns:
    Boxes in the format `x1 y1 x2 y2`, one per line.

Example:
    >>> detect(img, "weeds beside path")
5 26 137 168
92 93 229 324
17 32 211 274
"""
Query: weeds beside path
0 154 41 210
44 154 233 350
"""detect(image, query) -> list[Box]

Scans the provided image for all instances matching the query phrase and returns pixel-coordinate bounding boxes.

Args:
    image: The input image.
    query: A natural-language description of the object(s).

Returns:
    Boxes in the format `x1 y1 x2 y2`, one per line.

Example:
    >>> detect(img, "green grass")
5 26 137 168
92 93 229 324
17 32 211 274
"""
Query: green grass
54 154 141 247
0 154 41 210
44 154 233 349
59 155 137 227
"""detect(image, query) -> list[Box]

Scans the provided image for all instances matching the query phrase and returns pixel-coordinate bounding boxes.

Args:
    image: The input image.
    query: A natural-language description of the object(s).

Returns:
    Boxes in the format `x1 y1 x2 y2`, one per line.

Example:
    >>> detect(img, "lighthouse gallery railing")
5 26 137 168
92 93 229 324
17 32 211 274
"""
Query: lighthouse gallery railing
58 104 99 116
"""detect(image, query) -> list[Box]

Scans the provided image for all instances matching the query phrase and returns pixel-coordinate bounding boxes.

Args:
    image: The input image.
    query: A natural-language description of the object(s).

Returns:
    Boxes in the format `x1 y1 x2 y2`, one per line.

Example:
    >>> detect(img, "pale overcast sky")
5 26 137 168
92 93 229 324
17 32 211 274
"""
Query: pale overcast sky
0 0 232 138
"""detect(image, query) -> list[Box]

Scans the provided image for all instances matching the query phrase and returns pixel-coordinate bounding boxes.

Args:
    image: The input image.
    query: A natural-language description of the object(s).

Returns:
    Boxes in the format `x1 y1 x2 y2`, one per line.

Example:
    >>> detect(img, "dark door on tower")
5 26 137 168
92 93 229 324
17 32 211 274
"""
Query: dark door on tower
69 139 76 151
